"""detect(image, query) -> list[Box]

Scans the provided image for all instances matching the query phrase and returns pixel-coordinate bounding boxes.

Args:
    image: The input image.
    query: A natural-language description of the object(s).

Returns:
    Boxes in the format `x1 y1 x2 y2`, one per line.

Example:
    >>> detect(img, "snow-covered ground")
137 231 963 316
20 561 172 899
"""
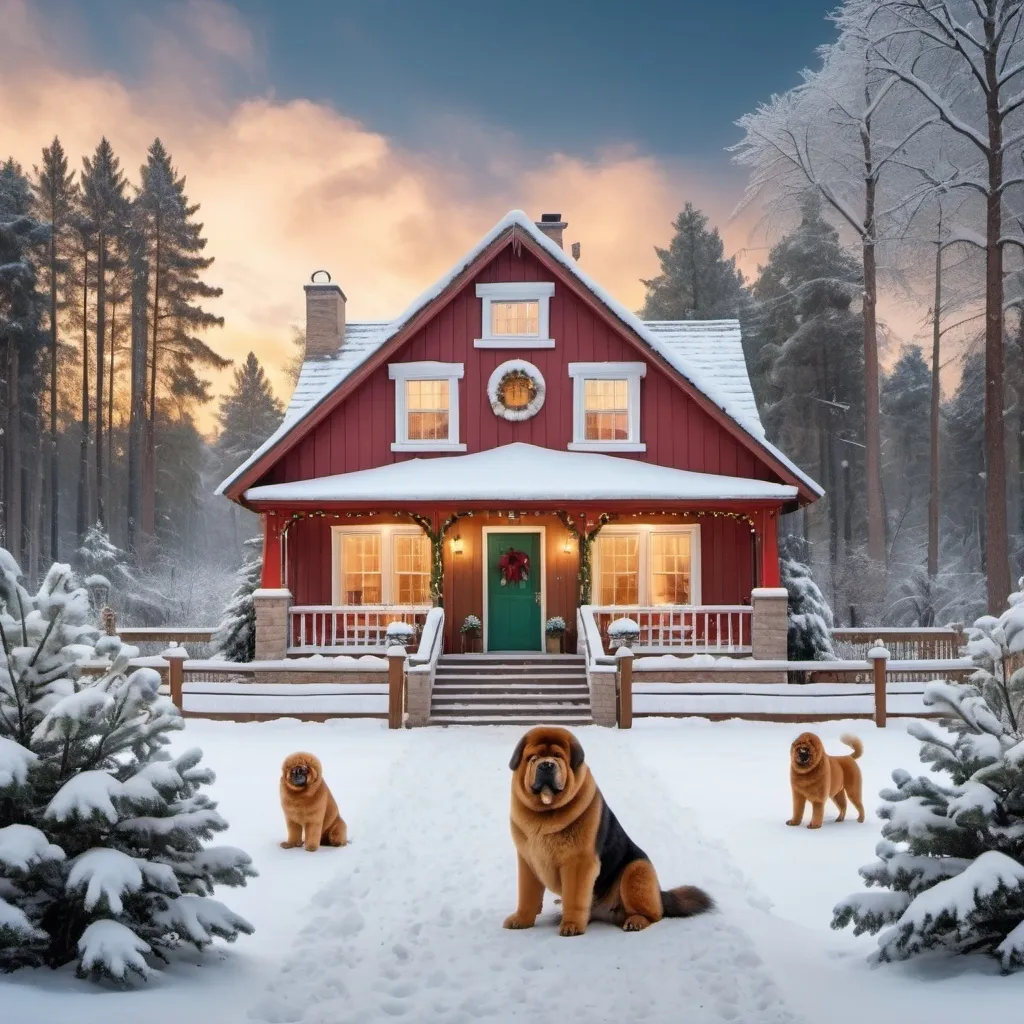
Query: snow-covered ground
5 718 1024 1023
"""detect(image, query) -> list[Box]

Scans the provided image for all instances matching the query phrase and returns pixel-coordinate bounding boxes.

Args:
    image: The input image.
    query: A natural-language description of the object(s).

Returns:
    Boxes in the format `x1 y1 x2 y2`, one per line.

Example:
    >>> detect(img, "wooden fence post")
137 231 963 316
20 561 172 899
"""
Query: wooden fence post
616 649 633 729
870 642 889 728
388 647 406 729
167 652 185 712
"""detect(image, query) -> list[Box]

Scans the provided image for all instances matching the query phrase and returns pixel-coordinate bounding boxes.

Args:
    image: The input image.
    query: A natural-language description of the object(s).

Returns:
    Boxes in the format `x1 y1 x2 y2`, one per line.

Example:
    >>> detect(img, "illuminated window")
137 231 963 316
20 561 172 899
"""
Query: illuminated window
594 527 699 606
389 362 465 452
341 533 382 605
476 283 554 348
393 533 431 604
568 362 645 451
333 528 432 606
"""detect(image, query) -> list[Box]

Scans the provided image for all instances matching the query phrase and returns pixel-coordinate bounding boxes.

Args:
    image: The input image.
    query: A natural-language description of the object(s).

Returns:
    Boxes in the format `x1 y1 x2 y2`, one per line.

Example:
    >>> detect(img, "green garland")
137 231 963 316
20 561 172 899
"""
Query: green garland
557 512 613 605
407 512 462 607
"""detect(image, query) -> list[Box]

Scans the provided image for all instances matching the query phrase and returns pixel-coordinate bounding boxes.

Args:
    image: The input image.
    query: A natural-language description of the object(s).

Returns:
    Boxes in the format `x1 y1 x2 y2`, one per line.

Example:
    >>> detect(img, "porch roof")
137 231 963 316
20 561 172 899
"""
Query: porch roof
244 442 799 505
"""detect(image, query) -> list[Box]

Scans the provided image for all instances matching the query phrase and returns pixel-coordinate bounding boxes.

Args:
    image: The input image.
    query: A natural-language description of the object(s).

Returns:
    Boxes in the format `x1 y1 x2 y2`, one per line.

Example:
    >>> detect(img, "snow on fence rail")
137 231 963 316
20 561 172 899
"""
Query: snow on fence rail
830 626 964 661
613 649 974 726
288 604 431 653
593 605 752 654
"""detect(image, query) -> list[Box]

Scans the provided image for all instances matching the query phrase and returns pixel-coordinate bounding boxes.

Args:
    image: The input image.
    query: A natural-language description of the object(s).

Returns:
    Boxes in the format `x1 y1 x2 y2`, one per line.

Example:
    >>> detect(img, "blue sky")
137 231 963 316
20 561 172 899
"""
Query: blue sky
61 0 836 175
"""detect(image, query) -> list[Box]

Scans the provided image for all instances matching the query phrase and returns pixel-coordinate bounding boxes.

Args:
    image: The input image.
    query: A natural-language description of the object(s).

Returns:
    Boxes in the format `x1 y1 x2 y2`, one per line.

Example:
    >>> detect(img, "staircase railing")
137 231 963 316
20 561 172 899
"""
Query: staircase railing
407 607 445 723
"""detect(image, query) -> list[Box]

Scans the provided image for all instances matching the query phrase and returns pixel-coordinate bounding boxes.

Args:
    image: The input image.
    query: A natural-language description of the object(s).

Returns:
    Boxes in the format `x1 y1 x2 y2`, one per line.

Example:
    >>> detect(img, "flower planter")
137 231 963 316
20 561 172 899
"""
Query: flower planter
545 634 563 655
461 633 481 654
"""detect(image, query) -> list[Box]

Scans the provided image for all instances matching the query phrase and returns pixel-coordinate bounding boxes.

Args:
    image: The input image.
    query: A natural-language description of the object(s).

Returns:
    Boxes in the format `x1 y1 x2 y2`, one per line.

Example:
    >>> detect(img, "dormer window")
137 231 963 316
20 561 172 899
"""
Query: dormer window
475 282 555 349
568 362 646 452
389 362 467 452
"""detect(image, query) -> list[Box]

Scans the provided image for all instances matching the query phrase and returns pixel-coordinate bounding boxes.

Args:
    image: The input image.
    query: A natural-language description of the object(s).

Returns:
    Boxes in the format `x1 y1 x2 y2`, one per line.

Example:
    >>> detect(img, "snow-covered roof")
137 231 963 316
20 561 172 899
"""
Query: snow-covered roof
218 210 821 499
243 442 799 505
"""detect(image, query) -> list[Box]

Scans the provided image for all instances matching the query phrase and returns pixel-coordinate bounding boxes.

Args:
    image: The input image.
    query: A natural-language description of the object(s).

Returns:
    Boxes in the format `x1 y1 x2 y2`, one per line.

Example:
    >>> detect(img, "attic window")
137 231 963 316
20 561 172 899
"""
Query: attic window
389 362 467 453
475 282 555 349
568 362 646 453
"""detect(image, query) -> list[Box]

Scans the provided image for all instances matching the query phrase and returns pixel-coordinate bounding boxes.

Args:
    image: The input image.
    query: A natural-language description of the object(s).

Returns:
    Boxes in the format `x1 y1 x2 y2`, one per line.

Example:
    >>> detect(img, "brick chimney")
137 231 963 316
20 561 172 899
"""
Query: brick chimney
303 270 345 360
535 213 567 249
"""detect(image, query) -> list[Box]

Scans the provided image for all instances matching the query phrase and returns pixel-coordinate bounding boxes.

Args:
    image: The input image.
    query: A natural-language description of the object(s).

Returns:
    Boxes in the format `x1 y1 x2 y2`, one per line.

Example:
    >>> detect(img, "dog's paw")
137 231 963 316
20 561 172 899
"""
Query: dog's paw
785 819 801 826
304 844 321 852
807 823 822 830
558 920 586 937
503 913 536 930
279 841 300 849
623 915 651 932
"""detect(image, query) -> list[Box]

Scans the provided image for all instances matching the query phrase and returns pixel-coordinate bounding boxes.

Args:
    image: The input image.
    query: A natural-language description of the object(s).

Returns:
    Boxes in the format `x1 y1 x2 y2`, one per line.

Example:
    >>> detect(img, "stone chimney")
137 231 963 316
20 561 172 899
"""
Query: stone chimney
535 213 567 249
303 270 346 360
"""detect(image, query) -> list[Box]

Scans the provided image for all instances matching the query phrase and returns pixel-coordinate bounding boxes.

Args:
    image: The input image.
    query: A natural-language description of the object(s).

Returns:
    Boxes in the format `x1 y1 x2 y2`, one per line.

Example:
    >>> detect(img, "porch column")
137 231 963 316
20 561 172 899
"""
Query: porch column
751 587 788 661
255 512 291 661
758 508 781 588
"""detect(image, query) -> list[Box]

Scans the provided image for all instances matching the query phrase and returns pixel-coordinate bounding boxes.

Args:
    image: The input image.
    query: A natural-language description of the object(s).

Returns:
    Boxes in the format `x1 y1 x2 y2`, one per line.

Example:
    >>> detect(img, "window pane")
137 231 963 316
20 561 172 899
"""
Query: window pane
342 534 382 605
492 300 539 336
596 533 639 605
406 379 450 441
393 534 431 605
583 379 630 440
650 533 692 605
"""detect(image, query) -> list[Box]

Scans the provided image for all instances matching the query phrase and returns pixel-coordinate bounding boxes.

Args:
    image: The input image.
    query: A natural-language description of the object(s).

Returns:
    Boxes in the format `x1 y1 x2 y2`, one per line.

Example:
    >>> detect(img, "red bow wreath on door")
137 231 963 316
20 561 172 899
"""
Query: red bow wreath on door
498 548 530 586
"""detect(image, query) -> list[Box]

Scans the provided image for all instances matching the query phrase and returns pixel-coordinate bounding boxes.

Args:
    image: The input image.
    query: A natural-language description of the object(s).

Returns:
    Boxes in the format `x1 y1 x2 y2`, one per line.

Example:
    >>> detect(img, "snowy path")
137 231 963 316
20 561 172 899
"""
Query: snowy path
248 727 801 1024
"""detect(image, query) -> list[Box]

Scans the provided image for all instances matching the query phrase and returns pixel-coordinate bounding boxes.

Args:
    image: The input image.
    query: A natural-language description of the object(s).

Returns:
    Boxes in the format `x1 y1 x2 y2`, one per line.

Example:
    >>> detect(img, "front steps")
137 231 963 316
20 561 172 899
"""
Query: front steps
428 654 592 726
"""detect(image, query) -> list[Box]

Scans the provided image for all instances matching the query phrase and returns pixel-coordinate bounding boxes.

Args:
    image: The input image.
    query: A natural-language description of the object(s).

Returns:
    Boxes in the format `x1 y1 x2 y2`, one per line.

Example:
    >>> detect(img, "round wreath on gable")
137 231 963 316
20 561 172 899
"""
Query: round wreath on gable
498 548 530 586
487 359 546 422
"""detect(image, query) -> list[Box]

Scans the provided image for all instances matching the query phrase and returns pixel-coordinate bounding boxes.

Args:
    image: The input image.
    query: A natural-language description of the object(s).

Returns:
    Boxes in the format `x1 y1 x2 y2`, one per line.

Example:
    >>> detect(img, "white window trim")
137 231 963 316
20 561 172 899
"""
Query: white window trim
389 361 467 452
475 282 555 349
592 524 702 606
568 361 646 452
331 524 432 606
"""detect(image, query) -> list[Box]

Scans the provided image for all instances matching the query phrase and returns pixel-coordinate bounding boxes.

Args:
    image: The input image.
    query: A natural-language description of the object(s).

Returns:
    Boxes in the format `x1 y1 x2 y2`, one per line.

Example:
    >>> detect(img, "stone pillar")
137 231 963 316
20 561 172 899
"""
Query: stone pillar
751 587 788 661
589 667 617 727
405 668 432 727
254 588 292 661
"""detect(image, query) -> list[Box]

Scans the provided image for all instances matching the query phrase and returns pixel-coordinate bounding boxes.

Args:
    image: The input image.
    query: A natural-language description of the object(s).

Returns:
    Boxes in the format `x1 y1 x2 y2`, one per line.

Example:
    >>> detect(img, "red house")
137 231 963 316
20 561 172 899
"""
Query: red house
219 211 821 711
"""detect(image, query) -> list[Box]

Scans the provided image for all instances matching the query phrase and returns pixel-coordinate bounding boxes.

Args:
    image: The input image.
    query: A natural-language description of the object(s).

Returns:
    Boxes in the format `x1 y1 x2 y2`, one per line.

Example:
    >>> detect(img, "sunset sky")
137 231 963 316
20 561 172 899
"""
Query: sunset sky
3 0 849 430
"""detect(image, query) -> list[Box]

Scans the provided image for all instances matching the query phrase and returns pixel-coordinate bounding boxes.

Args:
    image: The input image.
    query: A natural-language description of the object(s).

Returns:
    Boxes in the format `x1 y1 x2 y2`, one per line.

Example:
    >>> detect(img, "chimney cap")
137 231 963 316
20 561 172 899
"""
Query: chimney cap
540 212 565 224
310 269 332 283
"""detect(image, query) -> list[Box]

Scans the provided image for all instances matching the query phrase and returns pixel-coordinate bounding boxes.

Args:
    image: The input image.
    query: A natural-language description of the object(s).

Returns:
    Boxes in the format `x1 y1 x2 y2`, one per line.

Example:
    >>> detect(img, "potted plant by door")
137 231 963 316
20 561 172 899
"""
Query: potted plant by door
607 616 640 652
545 616 567 654
461 614 482 653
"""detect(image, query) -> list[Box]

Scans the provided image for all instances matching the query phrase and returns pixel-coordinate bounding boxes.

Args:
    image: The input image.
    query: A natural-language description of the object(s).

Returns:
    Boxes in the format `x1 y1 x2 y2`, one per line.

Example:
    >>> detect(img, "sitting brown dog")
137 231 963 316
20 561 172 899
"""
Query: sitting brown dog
279 751 348 852
504 725 712 937
787 732 864 829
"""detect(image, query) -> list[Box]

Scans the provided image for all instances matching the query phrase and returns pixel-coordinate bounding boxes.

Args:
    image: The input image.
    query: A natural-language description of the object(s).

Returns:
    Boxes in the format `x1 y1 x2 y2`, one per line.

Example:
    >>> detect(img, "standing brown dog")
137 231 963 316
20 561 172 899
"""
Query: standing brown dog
279 752 348 852
504 726 712 937
787 732 865 829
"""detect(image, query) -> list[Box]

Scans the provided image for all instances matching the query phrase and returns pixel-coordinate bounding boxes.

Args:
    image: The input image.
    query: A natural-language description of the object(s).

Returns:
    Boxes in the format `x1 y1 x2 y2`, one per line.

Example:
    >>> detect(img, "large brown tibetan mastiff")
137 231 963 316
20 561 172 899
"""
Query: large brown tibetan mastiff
787 732 865 829
279 751 348 852
503 726 713 937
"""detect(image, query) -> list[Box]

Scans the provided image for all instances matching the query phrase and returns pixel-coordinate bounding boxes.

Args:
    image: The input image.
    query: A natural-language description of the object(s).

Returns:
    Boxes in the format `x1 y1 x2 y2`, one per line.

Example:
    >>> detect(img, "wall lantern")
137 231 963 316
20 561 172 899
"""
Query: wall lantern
563 534 574 555
451 534 464 555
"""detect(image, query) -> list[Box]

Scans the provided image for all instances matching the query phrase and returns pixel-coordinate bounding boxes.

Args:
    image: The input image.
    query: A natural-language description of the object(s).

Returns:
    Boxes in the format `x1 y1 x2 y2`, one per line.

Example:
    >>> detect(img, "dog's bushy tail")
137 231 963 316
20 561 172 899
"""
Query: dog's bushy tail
840 734 863 759
661 885 714 918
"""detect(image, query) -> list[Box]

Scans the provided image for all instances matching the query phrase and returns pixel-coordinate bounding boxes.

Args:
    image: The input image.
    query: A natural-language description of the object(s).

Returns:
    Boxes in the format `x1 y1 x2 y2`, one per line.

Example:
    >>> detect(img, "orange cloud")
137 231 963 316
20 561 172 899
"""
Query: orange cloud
0 0 767 431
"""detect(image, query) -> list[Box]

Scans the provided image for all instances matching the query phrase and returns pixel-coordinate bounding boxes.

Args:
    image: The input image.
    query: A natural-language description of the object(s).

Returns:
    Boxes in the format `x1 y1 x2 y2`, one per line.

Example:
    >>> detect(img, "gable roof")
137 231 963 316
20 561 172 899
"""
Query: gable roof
217 210 822 500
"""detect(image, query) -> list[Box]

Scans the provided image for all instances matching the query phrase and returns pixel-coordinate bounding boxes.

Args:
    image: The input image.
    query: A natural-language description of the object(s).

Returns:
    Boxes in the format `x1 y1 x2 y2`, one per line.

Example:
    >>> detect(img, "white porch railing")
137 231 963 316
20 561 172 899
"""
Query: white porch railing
289 605 431 653
591 605 753 654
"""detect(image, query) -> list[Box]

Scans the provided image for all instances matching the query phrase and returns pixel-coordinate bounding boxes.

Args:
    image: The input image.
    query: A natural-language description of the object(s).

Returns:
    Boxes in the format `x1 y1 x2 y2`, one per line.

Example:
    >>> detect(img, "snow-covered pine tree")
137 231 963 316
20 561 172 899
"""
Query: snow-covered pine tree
779 535 835 663
76 522 166 625
639 203 748 321
212 537 262 663
0 548 255 982
832 579 1024 971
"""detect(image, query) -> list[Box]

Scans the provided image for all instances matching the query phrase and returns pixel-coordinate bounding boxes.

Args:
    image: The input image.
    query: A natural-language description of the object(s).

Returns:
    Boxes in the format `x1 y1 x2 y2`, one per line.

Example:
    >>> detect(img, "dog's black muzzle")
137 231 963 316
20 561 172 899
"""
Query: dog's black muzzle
531 760 562 793
289 767 309 786
795 748 811 766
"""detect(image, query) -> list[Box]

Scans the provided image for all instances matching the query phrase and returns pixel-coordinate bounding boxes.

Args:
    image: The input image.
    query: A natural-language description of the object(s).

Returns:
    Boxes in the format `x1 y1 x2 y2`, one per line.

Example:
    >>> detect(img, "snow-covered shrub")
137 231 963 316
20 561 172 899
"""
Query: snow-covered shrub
545 616 567 637
0 548 256 983
460 615 481 636
779 536 834 662
385 621 416 647
832 580 1024 971
211 538 261 663
608 617 640 649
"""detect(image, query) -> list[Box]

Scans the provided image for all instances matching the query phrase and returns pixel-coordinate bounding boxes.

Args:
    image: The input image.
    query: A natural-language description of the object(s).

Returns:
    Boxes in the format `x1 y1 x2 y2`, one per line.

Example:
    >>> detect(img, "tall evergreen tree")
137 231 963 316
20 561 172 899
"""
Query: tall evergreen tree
748 194 865 562
943 351 986 571
0 160 48 569
216 352 283 473
80 139 128 529
136 140 227 545
31 138 77 564
639 203 747 320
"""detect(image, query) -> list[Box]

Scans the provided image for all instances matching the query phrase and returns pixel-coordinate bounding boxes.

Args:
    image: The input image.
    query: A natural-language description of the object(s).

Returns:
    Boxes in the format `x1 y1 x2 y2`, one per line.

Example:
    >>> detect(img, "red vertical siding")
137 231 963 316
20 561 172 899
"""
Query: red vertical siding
258 245 773 488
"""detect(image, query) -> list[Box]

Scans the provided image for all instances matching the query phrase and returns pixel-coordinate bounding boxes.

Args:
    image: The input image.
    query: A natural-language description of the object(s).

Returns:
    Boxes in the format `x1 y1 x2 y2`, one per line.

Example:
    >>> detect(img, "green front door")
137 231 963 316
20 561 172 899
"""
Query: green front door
486 532 542 651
